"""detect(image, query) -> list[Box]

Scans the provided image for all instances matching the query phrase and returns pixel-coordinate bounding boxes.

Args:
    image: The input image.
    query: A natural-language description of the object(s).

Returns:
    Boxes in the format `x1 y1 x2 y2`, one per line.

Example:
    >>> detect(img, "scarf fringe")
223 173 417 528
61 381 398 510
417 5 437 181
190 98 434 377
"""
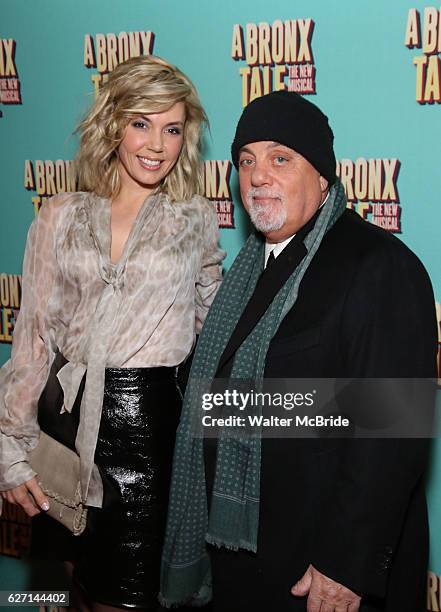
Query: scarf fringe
205 532 257 553
158 593 212 609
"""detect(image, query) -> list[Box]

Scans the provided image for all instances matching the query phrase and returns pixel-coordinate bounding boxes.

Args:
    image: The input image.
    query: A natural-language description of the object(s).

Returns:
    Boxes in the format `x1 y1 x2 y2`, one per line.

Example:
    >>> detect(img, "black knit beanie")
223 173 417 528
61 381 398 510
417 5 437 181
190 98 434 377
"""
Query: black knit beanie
231 90 336 184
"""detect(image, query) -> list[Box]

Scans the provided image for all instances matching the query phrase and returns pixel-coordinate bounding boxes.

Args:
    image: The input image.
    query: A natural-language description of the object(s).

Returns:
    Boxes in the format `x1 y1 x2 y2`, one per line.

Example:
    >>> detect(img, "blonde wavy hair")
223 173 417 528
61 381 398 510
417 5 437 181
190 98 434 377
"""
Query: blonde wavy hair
75 55 208 201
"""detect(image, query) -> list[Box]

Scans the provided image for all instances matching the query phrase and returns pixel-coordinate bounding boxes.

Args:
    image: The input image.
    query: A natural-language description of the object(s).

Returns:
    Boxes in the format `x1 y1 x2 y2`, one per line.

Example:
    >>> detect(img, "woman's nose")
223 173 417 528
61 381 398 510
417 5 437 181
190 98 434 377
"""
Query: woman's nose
147 130 164 153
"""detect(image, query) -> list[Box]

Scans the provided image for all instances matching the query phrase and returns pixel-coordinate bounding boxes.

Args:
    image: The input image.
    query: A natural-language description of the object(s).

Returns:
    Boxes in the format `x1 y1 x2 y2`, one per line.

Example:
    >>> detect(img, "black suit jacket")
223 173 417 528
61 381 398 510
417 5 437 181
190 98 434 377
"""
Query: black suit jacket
210 209 437 610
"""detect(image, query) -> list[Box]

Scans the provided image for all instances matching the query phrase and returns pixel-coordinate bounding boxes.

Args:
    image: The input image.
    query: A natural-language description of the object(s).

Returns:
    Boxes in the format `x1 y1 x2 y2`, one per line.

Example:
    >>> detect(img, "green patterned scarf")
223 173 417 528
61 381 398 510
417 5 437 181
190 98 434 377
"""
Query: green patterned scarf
160 180 347 607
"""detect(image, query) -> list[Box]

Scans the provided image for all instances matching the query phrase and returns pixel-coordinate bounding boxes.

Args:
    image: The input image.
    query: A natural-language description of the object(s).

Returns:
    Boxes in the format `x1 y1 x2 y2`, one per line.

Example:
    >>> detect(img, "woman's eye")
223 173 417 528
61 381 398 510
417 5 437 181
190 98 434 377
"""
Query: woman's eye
167 127 182 135
132 120 147 129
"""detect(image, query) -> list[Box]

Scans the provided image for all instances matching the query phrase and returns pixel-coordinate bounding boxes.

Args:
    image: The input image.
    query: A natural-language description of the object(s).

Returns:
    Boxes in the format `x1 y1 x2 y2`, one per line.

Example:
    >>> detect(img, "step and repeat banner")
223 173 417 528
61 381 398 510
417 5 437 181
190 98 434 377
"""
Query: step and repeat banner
1 0 440 608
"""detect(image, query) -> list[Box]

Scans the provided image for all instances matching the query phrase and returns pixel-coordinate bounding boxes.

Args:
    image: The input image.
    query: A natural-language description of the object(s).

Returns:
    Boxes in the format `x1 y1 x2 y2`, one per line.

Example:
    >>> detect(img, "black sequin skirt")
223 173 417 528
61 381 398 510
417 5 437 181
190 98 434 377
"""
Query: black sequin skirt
32 357 182 610
75 366 182 609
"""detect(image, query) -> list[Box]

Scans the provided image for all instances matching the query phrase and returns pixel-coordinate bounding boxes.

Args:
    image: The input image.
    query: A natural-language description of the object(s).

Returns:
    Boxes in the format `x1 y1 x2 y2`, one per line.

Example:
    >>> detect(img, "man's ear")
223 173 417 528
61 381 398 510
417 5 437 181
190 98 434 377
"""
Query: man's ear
319 176 329 192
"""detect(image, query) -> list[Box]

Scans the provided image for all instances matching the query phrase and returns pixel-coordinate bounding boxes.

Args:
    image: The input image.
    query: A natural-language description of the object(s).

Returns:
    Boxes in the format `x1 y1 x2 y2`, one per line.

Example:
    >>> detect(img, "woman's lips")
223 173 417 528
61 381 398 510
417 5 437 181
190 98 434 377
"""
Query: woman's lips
137 156 163 170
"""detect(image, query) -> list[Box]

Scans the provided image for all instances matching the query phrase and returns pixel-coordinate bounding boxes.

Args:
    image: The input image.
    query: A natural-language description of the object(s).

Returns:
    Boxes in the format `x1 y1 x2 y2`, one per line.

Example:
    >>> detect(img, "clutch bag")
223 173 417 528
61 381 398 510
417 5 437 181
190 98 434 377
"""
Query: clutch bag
28 430 87 536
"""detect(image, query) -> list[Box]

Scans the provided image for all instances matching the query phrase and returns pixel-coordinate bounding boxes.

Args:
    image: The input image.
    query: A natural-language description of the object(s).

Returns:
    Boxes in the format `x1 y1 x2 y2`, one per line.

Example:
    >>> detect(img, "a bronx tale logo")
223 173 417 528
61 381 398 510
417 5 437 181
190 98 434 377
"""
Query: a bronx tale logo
0 274 21 344
24 159 77 215
84 30 155 96
204 160 234 228
231 19 315 107
0 502 31 558
337 158 402 232
0 38 22 117
405 8 441 103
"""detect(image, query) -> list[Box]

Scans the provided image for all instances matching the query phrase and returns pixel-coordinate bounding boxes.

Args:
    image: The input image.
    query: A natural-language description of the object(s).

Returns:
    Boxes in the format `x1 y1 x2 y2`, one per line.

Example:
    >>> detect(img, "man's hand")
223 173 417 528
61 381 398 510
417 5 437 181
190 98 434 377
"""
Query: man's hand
291 564 361 612
0 476 49 517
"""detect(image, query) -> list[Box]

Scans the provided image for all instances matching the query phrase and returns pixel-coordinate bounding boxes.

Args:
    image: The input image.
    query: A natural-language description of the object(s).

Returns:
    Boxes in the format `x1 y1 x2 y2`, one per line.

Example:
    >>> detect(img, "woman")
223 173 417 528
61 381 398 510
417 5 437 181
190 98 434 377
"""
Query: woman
0 55 224 610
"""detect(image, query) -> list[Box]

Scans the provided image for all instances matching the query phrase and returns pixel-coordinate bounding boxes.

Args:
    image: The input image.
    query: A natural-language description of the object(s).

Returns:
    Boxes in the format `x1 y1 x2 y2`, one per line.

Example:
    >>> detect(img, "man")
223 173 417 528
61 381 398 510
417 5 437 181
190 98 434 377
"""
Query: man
161 92 438 611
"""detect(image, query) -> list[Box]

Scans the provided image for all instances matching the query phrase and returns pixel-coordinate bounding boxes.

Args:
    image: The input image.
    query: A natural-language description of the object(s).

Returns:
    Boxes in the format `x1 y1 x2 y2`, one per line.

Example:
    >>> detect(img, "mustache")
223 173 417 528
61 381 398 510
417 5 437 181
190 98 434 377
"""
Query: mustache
246 188 284 201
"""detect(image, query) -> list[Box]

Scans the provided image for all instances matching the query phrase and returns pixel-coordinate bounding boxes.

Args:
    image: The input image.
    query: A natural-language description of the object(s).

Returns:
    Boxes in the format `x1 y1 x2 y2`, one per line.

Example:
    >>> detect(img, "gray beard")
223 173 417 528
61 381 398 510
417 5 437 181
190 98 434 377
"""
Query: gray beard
247 198 287 234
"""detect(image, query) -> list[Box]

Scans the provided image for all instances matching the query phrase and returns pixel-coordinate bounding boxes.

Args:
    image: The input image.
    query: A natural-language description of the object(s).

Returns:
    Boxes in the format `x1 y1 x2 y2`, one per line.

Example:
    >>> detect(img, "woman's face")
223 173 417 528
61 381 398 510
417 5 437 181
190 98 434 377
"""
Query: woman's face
117 101 186 195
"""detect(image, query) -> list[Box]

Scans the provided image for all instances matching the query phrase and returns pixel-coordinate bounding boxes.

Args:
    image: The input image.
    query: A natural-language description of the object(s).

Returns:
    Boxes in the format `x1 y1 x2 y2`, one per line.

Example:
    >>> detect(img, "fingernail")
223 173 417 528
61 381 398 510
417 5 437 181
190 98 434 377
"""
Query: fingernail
41 502 49 511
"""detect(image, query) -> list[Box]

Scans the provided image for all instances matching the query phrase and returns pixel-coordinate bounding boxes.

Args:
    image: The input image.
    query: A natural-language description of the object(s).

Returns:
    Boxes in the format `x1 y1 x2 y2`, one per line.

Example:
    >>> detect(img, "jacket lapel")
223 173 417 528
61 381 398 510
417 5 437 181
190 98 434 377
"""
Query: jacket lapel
216 235 307 376
216 207 323 377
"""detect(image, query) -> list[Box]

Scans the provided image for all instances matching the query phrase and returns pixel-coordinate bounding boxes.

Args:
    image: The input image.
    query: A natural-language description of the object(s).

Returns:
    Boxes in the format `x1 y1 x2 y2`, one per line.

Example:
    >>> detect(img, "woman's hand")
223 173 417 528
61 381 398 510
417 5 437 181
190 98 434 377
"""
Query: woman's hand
1 476 49 517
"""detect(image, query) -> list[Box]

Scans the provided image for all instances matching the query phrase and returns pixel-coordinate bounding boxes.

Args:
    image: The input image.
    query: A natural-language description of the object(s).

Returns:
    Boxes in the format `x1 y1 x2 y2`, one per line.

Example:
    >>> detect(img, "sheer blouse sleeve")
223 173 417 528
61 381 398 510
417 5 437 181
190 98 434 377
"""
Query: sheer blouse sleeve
0 194 65 491
195 199 225 334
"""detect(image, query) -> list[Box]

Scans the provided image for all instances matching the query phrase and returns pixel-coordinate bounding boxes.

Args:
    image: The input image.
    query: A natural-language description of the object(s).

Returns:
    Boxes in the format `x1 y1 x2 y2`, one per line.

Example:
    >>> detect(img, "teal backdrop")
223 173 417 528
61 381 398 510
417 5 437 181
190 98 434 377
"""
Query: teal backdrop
1 0 440 609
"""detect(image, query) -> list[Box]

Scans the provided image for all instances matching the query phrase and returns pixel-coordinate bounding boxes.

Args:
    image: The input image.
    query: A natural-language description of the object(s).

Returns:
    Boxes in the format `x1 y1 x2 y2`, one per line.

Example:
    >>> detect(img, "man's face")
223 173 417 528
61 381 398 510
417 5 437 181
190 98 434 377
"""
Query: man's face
238 141 328 243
